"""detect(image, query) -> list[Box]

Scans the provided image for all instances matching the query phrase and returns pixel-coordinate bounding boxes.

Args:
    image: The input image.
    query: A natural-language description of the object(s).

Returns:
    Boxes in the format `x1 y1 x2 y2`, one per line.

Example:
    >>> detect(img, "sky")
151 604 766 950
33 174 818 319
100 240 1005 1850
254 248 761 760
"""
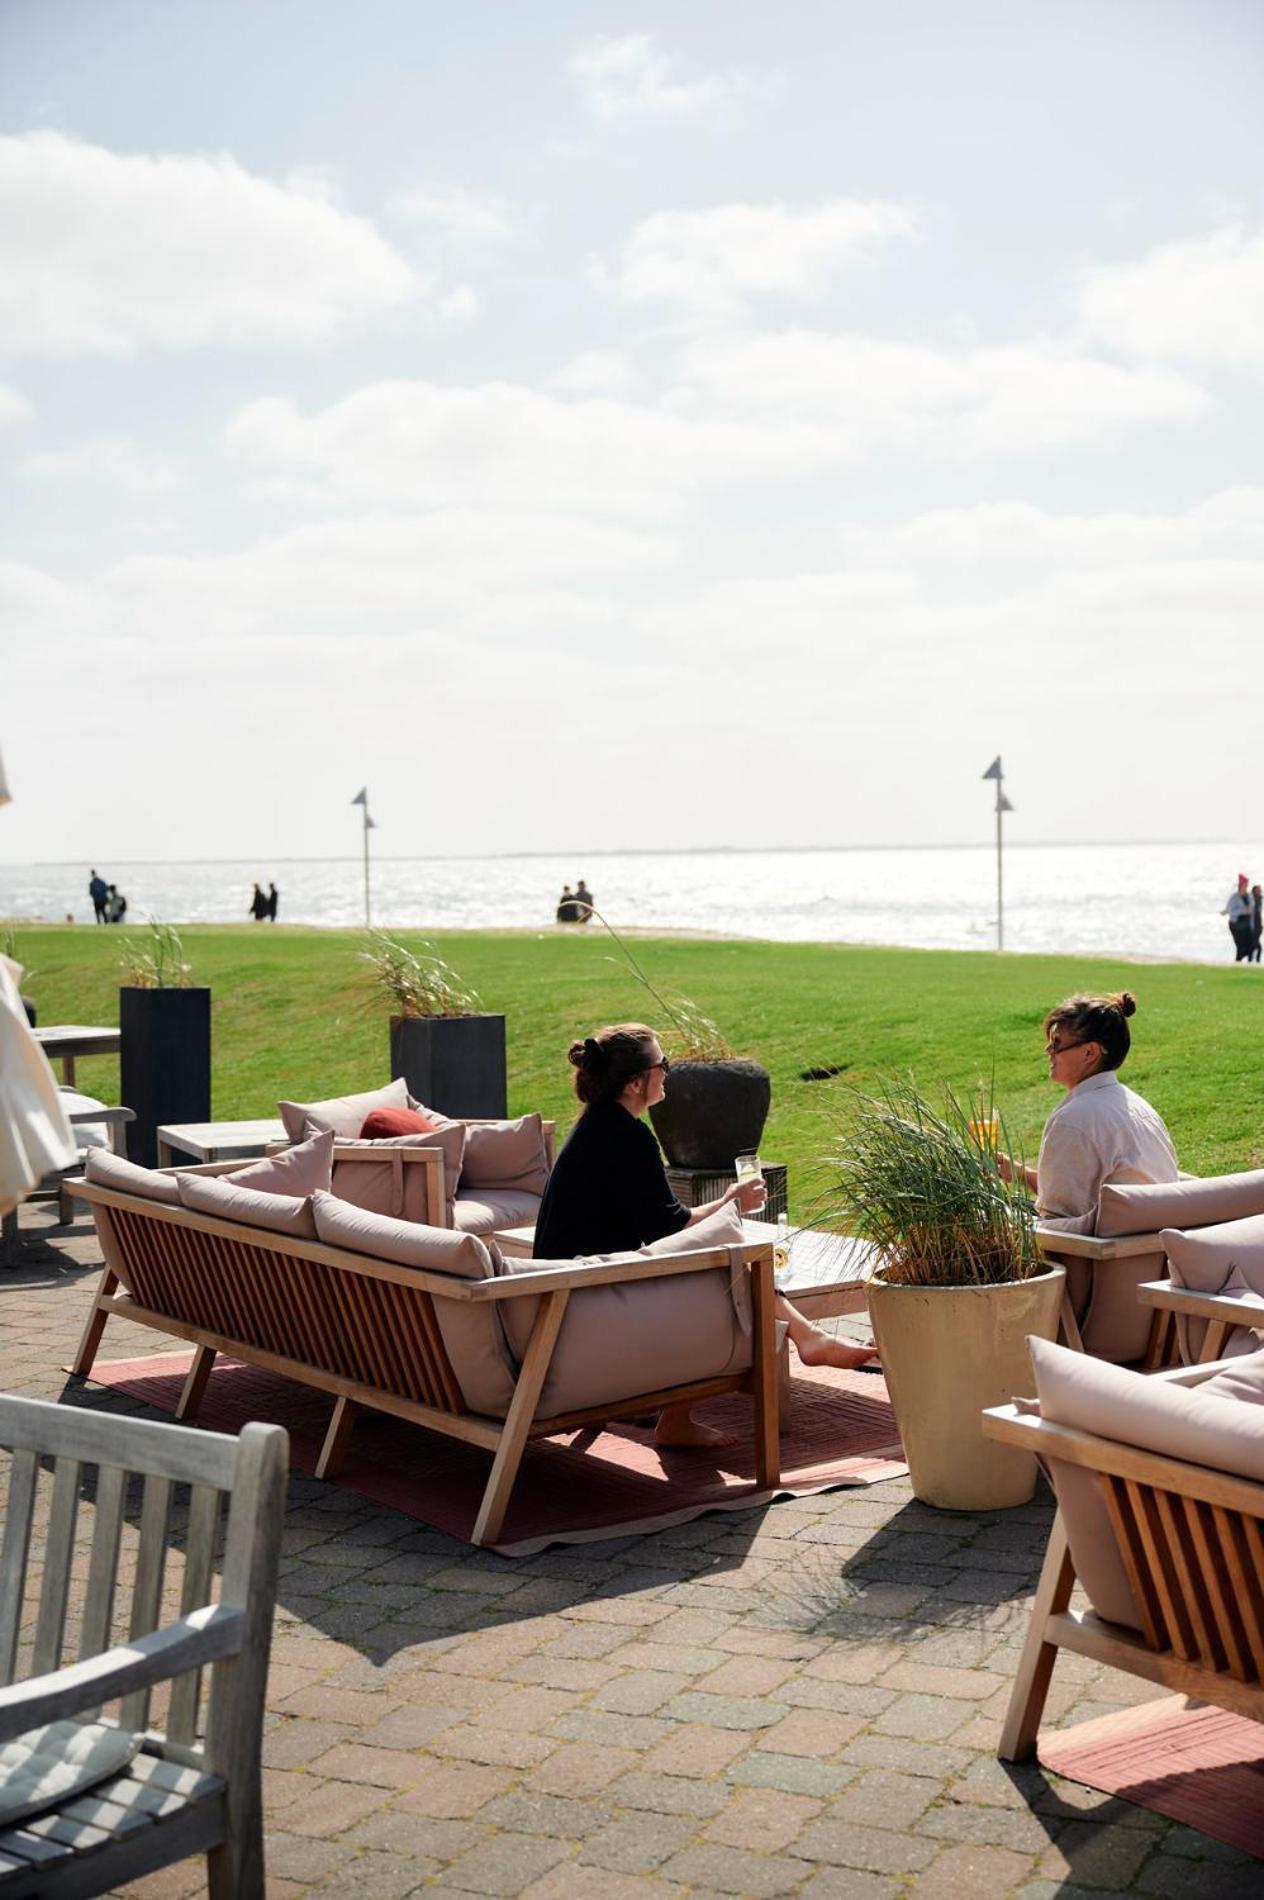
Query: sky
1 0 1263 863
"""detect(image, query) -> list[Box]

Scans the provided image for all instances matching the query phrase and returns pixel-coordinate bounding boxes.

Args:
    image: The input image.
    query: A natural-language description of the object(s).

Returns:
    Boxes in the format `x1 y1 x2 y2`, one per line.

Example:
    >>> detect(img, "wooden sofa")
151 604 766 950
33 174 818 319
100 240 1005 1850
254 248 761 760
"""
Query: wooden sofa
983 1350 1264 1761
69 1173 780 1548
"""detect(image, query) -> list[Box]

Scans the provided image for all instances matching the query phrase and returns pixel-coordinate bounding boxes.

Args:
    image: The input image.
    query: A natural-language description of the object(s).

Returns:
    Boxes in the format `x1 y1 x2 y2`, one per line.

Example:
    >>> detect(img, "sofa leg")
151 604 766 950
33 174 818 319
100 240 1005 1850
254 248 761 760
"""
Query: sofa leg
316 1397 360 1479
998 1514 1075 1761
472 1289 569 1548
1057 1293 1084 1354
750 1258 781 1489
71 1268 119 1377
176 1344 216 1421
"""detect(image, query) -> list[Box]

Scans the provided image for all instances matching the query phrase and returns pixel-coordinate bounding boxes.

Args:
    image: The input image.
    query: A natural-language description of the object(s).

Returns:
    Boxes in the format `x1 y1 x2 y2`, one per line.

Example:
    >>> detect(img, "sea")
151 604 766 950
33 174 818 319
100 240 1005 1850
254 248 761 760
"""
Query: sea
2 840 1258 967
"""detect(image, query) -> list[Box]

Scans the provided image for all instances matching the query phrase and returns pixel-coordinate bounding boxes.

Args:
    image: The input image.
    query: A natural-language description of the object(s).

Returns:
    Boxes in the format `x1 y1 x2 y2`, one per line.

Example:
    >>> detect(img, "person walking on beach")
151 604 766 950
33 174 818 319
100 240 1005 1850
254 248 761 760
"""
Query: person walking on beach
266 881 279 923
574 878 594 922
556 885 576 923
1223 875 1253 961
1251 885 1263 964
106 885 127 923
249 882 267 922
88 869 109 924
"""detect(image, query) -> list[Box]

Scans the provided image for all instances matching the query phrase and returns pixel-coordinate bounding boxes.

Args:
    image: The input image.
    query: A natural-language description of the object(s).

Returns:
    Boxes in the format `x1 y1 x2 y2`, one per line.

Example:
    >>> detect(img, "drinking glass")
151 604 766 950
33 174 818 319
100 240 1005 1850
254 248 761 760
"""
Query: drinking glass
734 1152 762 1185
967 1113 1000 1152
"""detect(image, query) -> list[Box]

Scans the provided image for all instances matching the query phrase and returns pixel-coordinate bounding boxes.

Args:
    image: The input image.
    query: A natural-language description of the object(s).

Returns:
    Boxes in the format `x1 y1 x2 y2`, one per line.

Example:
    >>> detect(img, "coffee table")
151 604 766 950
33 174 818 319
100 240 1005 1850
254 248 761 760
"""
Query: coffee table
155 1119 287 1168
33 1025 121 1088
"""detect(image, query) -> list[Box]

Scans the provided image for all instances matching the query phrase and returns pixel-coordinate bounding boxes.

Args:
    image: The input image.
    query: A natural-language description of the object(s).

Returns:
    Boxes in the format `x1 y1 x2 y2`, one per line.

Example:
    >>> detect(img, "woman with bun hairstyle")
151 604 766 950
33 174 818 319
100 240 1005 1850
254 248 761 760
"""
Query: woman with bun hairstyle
533 1022 877 1447
1006 992 1178 1232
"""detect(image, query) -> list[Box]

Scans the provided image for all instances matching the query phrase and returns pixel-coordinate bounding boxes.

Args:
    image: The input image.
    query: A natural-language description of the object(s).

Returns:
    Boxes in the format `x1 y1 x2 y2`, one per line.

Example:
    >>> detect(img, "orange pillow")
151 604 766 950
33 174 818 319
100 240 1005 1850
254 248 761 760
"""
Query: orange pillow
359 1106 442 1139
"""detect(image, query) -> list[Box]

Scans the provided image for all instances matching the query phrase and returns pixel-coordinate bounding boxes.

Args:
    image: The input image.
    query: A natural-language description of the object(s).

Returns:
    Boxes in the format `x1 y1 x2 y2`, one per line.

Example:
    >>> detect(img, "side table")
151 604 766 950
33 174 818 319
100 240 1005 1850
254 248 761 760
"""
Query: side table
667 1162 788 1222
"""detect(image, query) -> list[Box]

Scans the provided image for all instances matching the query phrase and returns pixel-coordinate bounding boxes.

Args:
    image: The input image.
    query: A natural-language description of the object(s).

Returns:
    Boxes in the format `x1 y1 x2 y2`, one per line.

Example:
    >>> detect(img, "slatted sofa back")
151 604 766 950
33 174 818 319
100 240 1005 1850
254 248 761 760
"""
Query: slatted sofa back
91 1192 466 1415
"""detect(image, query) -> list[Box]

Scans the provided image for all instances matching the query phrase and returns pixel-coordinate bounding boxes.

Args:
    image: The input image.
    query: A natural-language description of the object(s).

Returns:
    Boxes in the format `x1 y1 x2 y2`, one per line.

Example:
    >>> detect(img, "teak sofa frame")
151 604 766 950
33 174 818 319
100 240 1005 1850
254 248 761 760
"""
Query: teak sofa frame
983 1358 1264 1763
1033 1226 1176 1363
70 1177 780 1548
1137 1277 1264 1367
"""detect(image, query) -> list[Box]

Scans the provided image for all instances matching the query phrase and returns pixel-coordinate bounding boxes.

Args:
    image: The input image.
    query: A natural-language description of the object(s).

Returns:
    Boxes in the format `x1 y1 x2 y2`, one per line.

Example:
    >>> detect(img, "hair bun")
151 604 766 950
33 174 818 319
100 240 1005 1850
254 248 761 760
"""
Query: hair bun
1117 992 1137 1019
566 1039 587 1068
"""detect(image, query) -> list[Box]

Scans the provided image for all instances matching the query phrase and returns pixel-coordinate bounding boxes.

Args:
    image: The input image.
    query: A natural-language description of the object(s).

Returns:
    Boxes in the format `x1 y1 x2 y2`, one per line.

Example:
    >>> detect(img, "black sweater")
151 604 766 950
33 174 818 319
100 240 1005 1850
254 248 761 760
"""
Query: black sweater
532 1100 691 1259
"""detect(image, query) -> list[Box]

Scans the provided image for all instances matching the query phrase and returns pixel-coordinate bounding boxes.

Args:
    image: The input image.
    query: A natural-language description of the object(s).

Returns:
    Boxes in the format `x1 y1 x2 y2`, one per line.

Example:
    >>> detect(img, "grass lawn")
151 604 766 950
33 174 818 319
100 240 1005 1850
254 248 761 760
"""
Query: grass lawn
11 923 1261 1211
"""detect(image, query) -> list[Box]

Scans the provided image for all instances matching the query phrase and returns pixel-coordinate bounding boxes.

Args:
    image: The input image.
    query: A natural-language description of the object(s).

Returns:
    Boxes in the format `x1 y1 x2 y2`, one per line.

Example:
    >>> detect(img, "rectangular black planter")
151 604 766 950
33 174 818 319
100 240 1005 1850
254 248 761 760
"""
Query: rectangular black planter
389 1014 507 1120
120 987 212 1168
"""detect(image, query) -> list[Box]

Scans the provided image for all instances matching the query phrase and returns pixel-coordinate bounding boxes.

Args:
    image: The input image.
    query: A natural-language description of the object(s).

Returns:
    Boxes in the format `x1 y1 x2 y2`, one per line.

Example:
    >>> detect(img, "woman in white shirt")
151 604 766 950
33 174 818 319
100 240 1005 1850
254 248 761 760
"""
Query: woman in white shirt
1011 990 1178 1233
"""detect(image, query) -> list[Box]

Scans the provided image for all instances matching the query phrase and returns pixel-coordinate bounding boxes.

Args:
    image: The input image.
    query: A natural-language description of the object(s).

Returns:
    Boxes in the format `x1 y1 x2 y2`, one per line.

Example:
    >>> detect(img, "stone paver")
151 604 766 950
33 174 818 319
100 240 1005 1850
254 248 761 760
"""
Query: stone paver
2 1202 1257 1898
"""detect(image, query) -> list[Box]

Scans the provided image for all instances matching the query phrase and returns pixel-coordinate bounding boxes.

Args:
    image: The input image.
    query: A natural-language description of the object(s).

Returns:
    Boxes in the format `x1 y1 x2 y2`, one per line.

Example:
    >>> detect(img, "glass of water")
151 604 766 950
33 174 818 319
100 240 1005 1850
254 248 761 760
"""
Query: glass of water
734 1152 762 1184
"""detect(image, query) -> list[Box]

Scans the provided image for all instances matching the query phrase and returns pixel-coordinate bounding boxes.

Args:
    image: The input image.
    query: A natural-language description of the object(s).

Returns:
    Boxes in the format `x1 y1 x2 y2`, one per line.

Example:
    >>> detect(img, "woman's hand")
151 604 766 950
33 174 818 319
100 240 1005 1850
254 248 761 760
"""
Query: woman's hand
732 1177 767 1215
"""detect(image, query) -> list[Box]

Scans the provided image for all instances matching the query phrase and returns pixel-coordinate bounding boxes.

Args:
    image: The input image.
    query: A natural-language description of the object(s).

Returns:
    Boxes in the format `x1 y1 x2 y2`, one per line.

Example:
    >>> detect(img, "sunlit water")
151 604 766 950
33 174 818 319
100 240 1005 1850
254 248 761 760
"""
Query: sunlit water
4 841 1259 966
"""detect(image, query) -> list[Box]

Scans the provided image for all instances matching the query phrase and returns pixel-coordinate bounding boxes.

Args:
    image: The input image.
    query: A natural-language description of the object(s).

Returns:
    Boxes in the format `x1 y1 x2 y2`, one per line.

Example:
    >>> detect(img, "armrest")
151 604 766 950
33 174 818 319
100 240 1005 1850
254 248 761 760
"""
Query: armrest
1137 1279 1264 1322
1035 1226 1164 1260
0 1604 243 1743
465 1242 773 1301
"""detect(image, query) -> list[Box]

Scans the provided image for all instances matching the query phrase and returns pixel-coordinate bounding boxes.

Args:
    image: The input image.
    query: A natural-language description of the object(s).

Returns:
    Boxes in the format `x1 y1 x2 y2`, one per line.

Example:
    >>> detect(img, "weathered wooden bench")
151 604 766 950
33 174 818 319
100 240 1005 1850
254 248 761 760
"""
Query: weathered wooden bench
69 1178 780 1548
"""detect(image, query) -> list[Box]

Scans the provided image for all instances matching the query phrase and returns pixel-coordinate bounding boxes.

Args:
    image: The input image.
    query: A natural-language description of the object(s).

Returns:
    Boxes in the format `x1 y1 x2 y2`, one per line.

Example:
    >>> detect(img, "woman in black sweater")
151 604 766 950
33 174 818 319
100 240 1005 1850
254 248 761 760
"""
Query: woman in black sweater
534 1022 876 1446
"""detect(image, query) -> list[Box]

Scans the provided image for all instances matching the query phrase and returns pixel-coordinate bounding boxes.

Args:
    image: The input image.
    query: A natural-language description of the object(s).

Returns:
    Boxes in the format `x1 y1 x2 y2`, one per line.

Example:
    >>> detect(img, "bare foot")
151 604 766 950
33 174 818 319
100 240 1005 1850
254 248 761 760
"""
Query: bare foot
795 1332 880 1371
653 1404 738 1450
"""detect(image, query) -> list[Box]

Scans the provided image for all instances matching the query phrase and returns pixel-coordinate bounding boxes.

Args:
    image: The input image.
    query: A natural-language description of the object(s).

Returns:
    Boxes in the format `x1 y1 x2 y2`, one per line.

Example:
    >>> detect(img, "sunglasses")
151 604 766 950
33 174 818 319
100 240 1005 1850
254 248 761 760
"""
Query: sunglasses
641 1056 671 1075
1045 1038 1088 1056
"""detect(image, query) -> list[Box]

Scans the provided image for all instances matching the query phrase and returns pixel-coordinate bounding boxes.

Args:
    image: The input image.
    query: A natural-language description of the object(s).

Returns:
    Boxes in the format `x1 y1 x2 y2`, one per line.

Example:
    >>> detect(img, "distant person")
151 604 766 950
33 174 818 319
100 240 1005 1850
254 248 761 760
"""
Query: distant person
107 885 127 924
266 881 279 923
249 882 267 921
1252 884 1263 965
574 878 594 923
1223 874 1253 961
556 885 576 923
88 869 109 925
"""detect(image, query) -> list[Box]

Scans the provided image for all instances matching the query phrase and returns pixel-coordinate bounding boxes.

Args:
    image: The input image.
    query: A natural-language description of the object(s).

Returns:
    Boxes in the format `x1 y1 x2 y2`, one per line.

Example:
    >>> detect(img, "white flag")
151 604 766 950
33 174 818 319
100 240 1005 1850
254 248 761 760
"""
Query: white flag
350 786 368 807
981 756 1002 782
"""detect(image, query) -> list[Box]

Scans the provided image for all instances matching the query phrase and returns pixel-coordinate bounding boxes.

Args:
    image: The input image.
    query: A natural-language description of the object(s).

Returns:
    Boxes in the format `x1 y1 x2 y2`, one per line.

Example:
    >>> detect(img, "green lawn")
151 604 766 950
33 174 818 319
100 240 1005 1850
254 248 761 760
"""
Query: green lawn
11 924 1261 1213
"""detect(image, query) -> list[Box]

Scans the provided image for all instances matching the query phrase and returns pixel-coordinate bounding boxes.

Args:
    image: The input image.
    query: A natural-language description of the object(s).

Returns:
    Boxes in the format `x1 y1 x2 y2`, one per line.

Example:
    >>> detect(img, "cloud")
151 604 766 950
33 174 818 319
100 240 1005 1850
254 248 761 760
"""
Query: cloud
0 385 33 428
1077 225 1264 373
25 436 183 496
569 33 767 125
611 200 916 317
386 184 524 250
671 329 1208 458
0 130 416 355
548 349 637 394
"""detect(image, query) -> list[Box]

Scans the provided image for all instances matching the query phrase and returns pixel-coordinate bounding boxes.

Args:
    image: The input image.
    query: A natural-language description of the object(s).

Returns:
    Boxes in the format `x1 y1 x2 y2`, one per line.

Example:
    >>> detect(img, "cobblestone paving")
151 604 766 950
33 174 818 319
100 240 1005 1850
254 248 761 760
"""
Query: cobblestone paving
2 1204 1259 1898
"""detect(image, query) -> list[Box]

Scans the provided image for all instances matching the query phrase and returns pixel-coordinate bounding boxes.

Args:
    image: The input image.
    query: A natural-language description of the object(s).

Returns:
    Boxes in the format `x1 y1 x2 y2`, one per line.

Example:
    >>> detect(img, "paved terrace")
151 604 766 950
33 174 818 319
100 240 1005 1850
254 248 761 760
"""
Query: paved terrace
2 1204 1257 1900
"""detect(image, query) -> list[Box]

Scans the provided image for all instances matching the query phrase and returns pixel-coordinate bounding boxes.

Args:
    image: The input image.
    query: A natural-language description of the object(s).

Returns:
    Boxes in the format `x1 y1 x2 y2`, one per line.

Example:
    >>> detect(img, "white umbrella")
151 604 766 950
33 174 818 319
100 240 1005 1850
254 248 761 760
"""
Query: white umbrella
0 742 77 1213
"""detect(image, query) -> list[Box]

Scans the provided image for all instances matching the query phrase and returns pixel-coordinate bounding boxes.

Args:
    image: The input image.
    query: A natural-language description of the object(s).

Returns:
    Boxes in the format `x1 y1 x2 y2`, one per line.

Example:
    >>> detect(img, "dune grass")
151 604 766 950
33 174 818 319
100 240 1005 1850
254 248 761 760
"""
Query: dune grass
9 922 1261 1213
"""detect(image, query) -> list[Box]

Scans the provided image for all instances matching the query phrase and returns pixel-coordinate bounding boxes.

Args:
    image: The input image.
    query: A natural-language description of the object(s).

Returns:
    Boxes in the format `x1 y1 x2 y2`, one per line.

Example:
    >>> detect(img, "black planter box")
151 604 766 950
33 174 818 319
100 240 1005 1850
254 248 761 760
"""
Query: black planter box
120 987 212 1167
390 1014 507 1120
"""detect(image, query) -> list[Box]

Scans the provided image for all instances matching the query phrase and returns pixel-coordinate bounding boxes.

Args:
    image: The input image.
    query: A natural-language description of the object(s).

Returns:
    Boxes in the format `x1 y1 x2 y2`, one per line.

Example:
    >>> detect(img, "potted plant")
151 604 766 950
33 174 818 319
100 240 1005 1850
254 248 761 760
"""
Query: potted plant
361 932 506 1119
824 1079 1064 1511
119 923 211 1167
591 913 770 1167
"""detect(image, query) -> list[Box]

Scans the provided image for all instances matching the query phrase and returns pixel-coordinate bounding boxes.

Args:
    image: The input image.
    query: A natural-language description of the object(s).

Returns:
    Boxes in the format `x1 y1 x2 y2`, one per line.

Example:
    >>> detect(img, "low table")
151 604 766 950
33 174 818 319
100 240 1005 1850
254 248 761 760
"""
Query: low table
155 1119 287 1168
33 1025 121 1088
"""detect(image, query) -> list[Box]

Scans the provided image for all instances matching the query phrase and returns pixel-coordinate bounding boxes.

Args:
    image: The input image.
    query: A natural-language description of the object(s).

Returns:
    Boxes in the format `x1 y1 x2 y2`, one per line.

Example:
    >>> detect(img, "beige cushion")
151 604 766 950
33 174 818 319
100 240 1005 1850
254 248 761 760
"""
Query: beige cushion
84 1147 181 1205
177 1172 317 1238
454 1188 544 1236
414 1105 552 1195
498 1204 752 1418
1099 1170 1264 1235
278 1078 412 1144
1160 1214 1264 1362
310 1193 516 1416
230 1128 333 1197
0 1719 140 1828
1028 1335 1264 1632
1199 1349 1264 1404
330 1126 467 1225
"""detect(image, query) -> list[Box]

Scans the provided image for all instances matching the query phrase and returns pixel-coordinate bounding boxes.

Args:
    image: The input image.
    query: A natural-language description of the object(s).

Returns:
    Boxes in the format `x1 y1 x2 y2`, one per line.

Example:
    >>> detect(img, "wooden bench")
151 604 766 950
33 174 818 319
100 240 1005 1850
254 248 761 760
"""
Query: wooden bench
69 1178 780 1548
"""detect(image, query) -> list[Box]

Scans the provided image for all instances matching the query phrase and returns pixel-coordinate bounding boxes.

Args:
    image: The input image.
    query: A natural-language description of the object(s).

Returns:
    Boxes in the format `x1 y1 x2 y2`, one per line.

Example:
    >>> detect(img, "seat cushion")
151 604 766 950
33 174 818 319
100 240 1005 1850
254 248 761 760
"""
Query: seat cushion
229 1128 333 1197
278 1078 413 1144
1161 1213 1264 1361
331 1126 467 1224
1028 1335 1264 1633
85 1147 181 1205
415 1106 551 1196
0 1720 141 1828
1200 1349 1264 1404
498 1203 752 1418
453 1189 544 1236
1099 1170 1264 1235
177 1172 317 1238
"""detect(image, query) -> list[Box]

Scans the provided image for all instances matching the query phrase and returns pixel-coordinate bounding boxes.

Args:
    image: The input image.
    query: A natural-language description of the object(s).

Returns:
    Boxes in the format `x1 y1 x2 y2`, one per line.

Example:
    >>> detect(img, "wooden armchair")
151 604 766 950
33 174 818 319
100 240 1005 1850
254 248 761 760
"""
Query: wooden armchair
983 1359 1264 1763
0 1394 286 1897
1034 1225 1169 1361
1138 1278 1264 1367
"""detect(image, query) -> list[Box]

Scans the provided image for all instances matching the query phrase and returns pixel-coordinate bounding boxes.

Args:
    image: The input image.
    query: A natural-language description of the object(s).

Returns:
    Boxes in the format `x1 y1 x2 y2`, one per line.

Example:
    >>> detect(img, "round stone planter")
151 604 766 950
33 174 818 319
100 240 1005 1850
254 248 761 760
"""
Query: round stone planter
867 1265 1066 1510
648 1058 771 1169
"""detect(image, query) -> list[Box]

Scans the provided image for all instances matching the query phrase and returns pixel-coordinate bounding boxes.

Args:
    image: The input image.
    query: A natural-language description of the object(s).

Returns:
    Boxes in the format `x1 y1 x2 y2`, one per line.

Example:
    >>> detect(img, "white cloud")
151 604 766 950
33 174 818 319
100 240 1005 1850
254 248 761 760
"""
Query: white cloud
0 385 33 428
0 130 417 355
549 349 636 394
25 436 183 496
386 184 524 250
613 200 916 317
1078 225 1264 373
569 33 767 125
671 329 1208 458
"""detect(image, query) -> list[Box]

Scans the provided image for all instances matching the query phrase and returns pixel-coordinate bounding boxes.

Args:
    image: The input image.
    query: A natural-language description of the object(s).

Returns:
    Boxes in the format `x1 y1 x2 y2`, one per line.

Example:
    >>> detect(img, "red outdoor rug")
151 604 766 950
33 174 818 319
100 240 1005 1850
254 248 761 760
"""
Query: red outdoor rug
1039 1697 1264 1859
83 1352 907 1555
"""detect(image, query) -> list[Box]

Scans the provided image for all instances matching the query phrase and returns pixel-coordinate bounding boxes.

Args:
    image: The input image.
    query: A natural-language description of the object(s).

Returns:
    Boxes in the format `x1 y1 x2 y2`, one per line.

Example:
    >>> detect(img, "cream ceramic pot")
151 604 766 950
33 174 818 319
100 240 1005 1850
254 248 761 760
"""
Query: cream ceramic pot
868 1265 1065 1510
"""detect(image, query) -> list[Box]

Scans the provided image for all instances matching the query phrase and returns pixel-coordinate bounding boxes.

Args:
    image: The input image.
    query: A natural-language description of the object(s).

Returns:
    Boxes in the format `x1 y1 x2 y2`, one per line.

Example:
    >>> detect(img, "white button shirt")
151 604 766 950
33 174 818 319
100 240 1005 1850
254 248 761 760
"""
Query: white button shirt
1036 1070 1179 1235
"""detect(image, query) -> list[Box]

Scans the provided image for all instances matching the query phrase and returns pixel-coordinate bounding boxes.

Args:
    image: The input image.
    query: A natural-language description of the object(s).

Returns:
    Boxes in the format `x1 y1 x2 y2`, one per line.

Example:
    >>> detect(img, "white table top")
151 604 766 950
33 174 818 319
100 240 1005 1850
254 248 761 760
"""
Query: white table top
155 1118 286 1158
33 1025 122 1054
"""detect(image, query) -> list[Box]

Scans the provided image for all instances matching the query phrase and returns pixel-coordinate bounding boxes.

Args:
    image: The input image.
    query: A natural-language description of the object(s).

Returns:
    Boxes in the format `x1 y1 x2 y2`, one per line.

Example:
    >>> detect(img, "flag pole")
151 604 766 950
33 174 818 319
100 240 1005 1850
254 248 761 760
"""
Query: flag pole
981 756 1012 952
351 787 373 928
